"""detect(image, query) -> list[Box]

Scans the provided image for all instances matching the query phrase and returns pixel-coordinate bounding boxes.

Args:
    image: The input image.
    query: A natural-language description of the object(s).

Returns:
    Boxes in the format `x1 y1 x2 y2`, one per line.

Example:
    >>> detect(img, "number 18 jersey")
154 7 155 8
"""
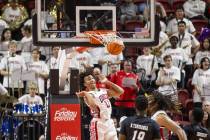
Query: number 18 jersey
120 116 161 140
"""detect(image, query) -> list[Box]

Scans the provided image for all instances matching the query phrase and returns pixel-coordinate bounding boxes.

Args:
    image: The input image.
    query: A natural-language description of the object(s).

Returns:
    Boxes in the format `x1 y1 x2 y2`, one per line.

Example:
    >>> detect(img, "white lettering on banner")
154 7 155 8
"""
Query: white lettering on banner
56 133 78 140
196 132 207 138
54 107 77 121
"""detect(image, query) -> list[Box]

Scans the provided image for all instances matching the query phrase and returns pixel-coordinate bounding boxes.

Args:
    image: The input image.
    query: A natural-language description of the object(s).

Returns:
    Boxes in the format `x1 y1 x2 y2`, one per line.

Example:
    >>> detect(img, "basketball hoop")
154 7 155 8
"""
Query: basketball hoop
84 30 125 55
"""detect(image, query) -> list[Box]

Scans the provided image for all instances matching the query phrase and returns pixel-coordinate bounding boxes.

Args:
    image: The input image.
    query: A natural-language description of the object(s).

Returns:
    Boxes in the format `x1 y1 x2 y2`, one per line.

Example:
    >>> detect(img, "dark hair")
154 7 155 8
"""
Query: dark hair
178 21 186 26
200 38 210 51
192 108 204 122
135 95 148 111
80 71 93 90
149 91 179 112
32 48 40 55
124 59 133 65
22 25 31 33
170 36 179 41
1 28 12 42
163 55 172 61
202 112 210 131
52 46 60 50
200 57 210 69
175 6 184 12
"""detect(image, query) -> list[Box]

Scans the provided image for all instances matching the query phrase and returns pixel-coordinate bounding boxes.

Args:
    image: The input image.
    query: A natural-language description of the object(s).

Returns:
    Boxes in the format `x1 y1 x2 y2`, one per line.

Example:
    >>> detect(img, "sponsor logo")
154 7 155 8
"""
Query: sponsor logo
54 107 77 121
56 133 78 140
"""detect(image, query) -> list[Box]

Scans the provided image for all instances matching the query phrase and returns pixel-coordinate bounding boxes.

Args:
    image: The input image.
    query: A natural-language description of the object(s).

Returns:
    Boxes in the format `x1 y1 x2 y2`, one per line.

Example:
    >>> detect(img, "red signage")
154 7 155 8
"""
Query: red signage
50 104 81 140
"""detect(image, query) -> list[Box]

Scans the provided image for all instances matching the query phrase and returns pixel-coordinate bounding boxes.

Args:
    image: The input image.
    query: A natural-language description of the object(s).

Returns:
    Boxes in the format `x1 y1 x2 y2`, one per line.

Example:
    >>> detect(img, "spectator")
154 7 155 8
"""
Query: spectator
136 47 158 89
0 28 12 56
203 101 210 113
18 81 43 105
174 21 200 85
156 55 180 101
194 38 210 68
87 47 104 68
92 67 106 89
107 63 119 80
184 108 210 140
98 48 123 76
119 0 143 26
20 25 34 63
202 111 210 132
161 36 187 88
69 47 93 73
202 103 210 132
162 36 187 69
166 6 196 36
183 0 206 20
192 57 210 107
48 46 66 77
1 1 28 30
110 60 140 119
27 48 49 99
0 41 26 97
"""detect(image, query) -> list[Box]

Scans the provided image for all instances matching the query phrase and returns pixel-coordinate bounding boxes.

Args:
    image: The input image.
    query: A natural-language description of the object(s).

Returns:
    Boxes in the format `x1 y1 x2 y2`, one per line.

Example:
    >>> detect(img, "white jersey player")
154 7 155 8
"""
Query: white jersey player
76 73 124 140
88 89 112 120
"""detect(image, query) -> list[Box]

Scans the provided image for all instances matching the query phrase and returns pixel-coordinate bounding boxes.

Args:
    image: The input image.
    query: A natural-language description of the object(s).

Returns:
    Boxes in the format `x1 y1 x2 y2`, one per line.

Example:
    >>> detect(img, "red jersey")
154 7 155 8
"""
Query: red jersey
110 70 140 108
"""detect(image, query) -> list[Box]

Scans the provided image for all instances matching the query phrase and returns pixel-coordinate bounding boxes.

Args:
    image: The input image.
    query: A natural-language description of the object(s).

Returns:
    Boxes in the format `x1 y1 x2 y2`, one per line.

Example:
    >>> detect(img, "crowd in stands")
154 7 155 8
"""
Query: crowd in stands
0 0 210 139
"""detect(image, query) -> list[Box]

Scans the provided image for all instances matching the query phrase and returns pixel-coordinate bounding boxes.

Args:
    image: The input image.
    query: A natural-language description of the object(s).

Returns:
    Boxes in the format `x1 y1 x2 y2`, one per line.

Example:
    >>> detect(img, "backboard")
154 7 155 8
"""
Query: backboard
32 0 159 47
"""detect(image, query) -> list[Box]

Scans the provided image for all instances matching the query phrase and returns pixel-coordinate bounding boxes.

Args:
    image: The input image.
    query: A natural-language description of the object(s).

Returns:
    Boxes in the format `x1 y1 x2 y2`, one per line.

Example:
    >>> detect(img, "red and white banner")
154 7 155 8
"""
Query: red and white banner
50 104 81 140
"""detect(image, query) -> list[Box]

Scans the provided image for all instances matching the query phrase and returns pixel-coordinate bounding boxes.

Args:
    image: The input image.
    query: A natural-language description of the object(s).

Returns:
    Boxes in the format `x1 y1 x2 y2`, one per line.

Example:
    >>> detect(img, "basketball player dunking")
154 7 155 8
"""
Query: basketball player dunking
76 72 124 140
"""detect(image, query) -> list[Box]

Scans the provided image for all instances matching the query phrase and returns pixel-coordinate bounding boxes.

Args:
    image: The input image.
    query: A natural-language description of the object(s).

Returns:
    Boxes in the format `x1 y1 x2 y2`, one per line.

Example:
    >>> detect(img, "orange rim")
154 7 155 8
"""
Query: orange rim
84 30 116 45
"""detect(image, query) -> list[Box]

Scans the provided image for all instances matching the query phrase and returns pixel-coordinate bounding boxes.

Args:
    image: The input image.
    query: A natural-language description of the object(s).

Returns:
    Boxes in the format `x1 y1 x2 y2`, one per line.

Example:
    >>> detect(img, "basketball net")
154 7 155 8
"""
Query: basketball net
84 30 124 47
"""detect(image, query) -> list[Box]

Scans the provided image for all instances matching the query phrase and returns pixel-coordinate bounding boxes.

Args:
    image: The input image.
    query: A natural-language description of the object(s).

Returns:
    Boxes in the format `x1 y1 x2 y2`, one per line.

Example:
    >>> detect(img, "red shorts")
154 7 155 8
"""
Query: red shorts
89 118 118 140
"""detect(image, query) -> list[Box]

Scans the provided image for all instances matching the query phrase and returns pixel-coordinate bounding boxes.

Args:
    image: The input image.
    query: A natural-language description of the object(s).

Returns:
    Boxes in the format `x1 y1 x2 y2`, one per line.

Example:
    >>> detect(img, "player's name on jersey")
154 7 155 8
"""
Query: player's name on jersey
197 132 208 138
130 123 148 131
